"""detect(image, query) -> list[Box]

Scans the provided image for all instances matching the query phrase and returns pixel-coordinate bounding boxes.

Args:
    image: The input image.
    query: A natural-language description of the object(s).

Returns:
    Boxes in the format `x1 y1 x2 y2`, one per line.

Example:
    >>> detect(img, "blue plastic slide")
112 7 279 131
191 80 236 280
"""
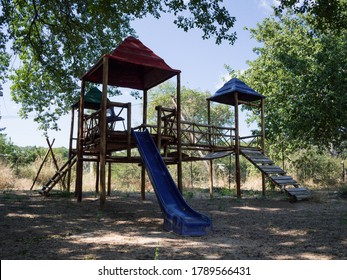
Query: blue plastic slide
132 129 212 236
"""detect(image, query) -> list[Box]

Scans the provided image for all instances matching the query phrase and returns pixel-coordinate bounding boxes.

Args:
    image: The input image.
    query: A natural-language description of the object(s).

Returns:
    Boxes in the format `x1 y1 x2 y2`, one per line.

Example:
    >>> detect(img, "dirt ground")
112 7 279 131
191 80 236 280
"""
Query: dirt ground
1 188 347 260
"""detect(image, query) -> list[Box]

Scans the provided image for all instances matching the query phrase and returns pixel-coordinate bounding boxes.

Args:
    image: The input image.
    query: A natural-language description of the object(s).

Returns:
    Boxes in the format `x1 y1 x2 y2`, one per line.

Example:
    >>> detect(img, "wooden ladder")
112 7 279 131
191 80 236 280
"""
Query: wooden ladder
38 154 77 195
240 148 311 201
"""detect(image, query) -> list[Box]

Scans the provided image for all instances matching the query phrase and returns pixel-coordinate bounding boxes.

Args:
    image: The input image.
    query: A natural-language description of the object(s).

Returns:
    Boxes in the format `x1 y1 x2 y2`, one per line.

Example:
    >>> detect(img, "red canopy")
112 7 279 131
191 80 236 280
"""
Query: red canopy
81 36 181 90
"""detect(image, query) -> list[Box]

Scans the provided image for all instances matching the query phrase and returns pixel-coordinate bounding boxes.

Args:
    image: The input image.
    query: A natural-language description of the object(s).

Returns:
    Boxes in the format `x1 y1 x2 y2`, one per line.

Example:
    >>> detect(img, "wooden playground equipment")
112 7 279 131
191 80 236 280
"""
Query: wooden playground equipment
38 36 311 207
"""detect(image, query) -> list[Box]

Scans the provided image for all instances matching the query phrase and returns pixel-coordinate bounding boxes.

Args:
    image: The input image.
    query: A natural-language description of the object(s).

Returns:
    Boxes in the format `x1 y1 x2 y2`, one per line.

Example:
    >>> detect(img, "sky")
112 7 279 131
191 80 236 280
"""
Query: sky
0 0 278 148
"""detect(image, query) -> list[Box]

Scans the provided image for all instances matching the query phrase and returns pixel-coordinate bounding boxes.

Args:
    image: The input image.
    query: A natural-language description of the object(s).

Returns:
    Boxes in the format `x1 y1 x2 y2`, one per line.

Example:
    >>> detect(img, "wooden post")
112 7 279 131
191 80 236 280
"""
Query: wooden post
234 93 241 198
176 74 183 193
95 161 99 193
207 99 212 145
107 161 111 196
99 55 109 209
143 89 147 127
207 99 213 197
260 98 266 196
141 89 148 200
157 106 162 149
342 160 345 182
67 108 75 192
141 166 146 200
75 79 85 202
209 160 214 198
127 102 131 160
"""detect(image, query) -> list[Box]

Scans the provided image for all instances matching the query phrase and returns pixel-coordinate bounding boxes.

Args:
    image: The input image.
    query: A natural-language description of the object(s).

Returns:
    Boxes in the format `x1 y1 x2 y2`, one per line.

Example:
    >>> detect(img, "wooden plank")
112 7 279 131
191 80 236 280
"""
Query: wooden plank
271 176 298 185
251 158 274 164
240 149 262 154
244 154 269 159
272 179 298 186
259 165 285 174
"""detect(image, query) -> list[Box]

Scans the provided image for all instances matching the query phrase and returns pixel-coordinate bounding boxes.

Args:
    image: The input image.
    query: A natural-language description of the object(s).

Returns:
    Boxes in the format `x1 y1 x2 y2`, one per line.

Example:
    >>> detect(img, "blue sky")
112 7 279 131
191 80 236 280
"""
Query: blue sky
0 0 277 147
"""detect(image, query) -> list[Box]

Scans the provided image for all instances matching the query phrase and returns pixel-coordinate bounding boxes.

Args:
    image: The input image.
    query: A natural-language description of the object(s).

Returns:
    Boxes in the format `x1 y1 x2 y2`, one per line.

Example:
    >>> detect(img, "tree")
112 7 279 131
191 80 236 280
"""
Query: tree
234 12 347 153
276 0 347 32
0 0 236 131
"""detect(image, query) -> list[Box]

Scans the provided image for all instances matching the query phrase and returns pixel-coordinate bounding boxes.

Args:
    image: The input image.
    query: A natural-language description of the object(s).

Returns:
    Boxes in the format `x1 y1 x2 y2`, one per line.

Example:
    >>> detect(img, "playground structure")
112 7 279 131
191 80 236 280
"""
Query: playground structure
37 36 310 235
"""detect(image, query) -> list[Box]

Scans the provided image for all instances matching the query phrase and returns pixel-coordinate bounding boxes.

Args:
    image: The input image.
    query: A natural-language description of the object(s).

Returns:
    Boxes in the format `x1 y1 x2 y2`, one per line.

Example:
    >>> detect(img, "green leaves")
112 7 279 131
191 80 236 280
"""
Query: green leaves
276 0 347 32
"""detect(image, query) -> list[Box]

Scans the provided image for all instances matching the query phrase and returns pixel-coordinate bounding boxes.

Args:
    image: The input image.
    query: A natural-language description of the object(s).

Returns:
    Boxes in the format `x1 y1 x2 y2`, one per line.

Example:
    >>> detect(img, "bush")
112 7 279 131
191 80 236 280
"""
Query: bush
288 148 341 186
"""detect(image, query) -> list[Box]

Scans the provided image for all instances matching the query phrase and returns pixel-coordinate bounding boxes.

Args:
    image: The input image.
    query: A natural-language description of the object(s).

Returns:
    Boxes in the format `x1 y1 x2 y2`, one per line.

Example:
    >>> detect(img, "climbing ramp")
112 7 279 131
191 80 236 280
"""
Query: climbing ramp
38 154 77 195
240 148 311 201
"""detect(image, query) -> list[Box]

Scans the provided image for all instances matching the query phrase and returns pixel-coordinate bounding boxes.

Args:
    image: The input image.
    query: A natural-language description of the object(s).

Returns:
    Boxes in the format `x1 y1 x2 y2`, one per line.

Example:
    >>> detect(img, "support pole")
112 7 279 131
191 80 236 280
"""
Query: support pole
127 103 132 160
234 93 241 198
176 74 183 193
75 79 85 202
99 55 109 209
95 161 99 193
107 161 111 196
207 99 214 197
141 166 146 200
260 98 266 196
143 89 147 127
67 108 75 192
209 160 213 198
141 89 148 200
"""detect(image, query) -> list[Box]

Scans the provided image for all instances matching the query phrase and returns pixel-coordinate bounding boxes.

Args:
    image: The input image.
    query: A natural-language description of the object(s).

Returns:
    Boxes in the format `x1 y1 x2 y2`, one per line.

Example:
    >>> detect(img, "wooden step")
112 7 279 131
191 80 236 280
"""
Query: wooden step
251 158 274 164
270 175 298 186
240 149 274 165
285 187 311 200
258 165 286 174
240 149 262 154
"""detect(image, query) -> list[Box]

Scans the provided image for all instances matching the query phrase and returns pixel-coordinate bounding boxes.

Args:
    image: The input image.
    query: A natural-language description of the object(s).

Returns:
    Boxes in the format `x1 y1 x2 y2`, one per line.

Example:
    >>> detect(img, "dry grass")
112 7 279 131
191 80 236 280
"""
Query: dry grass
0 162 16 190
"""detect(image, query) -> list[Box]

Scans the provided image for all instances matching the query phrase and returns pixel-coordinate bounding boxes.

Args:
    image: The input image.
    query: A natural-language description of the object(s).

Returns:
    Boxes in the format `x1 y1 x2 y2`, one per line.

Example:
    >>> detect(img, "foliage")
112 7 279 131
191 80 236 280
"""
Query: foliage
276 0 347 32
288 147 342 186
233 11 347 153
0 0 236 132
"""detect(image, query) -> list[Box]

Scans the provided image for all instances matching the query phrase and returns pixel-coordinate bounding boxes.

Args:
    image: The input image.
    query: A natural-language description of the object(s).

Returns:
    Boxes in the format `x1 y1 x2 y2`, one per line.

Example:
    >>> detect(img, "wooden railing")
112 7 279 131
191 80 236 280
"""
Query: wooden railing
181 121 234 150
239 134 262 149
152 106 235 151
83 101 131 145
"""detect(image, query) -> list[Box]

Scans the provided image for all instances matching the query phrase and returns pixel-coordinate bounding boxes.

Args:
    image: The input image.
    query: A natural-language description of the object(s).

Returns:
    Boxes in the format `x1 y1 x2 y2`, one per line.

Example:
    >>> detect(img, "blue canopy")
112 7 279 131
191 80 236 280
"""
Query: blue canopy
208 78 265 106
